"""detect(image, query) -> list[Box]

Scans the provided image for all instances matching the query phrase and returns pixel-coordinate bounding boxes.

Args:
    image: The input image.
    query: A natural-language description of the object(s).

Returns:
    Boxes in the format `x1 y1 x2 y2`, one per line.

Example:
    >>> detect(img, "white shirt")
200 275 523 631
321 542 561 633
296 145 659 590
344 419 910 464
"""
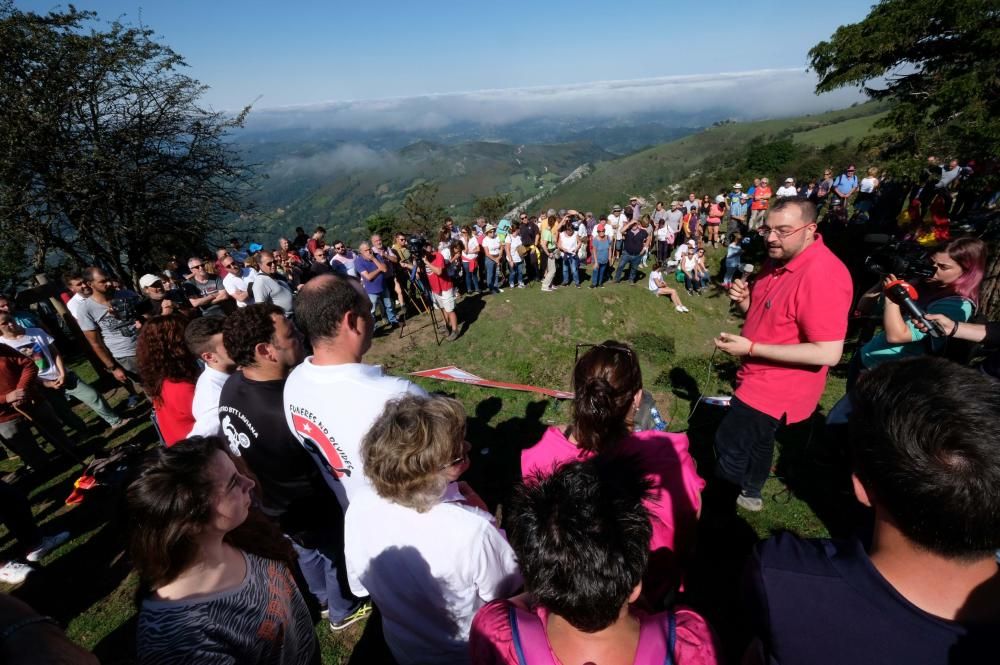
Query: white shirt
776 185 798 198
607 213 628 239
860 176 878 193
672 245 690 263
461 237 479 262
67 293 86 320
0 328 59 381
222 268 257 308
344 484 521 665
283 361 427 508
648 270 665 292
558 232 578 254
482 236 502 259
505 234 523 264
187 366 231 438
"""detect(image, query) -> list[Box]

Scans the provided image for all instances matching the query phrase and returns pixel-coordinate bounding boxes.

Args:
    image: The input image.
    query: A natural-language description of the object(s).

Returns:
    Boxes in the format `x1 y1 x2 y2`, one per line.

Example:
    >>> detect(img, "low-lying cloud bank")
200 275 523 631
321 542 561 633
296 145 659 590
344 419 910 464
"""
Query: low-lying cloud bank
246 68 863 132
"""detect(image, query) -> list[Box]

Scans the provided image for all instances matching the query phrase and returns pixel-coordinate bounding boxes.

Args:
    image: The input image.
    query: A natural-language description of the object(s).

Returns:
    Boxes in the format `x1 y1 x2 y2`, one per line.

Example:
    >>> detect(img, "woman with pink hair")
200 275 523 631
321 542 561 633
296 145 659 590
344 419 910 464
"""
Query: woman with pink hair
857 237 986 377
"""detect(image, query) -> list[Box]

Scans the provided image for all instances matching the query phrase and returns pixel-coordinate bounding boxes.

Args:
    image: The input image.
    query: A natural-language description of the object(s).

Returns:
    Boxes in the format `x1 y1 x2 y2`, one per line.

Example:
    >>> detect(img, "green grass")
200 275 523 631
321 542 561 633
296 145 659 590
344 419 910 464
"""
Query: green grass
792 111 887 148
0 249 854 662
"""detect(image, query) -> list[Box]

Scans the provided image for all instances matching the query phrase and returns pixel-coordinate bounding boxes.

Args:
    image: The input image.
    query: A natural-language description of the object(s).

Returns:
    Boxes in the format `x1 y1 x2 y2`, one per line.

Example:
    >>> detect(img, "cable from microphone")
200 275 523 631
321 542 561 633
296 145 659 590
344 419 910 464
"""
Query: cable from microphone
883 279 946 338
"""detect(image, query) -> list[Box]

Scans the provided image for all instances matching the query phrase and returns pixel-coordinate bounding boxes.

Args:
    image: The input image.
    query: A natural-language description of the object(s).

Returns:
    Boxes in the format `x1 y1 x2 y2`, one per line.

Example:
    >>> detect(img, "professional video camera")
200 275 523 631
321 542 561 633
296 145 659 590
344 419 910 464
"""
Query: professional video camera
407 234 428 256
864 240 936 281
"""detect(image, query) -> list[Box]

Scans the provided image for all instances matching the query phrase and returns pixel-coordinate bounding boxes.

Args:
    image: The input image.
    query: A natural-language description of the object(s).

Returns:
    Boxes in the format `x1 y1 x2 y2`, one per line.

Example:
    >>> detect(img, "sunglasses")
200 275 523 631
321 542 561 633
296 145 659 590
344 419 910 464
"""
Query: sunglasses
190 264 204 270
262 261 276 267
574 342 636 365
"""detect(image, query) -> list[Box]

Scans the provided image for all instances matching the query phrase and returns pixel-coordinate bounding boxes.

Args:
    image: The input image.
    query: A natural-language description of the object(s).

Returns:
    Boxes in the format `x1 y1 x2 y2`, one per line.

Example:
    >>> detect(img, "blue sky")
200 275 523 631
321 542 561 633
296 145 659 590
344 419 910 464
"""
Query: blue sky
17 0 876 111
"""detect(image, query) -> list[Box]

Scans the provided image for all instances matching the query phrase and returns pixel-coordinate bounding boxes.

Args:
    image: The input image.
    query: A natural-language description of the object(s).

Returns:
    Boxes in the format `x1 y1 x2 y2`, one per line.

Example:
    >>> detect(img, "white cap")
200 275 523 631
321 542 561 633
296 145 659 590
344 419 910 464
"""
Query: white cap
139 274 162 288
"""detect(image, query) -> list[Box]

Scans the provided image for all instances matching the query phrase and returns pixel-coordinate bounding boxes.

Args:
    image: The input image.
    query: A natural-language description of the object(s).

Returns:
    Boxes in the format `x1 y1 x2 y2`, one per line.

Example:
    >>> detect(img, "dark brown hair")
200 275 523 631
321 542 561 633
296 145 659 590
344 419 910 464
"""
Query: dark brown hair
126 436 294 591
572 341 642 453
136 314 200 402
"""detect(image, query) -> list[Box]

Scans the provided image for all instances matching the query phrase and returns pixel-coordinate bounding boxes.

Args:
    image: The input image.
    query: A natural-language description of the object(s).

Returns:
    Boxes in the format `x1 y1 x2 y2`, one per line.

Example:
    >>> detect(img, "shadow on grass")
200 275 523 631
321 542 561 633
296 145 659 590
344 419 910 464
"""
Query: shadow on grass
462 396 550 516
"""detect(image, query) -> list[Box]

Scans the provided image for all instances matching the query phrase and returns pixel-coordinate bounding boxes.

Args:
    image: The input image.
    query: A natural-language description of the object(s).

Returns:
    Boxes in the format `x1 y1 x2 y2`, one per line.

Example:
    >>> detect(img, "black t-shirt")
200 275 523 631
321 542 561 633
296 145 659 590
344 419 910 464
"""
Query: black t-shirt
519 222 539 247
217 372 338 536
745 532 1000 664
138 291 189 318
306 261 333 282
182 277 227 317
623 226 648 255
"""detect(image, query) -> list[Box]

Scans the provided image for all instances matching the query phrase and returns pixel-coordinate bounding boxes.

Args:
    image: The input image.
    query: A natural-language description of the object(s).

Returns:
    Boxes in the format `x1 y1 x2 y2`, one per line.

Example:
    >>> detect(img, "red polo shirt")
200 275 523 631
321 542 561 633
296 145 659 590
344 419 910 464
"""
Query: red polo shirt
735 235 852 423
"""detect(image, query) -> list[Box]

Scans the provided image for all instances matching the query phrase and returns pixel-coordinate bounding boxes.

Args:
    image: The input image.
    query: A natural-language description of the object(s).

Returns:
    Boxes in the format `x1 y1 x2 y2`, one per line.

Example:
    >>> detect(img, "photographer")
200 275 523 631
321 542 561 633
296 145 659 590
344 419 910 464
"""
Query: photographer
422 243 460 341
852 237 985 387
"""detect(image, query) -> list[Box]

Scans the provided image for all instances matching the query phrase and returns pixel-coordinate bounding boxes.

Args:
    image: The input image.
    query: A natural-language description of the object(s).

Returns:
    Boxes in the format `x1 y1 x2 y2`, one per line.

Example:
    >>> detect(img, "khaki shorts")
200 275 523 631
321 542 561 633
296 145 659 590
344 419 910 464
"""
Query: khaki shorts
431 288 455 313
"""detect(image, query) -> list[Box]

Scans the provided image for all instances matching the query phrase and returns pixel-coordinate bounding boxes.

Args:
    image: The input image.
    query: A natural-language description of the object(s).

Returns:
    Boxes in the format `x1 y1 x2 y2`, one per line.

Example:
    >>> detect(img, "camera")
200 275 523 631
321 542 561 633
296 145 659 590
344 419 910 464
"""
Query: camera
407 234 428 256
864 240 936 280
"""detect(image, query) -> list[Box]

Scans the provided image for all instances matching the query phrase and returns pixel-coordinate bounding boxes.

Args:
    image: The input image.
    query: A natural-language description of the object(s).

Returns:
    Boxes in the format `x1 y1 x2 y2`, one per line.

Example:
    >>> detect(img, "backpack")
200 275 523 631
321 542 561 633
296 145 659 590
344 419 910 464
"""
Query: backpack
508 605 677 665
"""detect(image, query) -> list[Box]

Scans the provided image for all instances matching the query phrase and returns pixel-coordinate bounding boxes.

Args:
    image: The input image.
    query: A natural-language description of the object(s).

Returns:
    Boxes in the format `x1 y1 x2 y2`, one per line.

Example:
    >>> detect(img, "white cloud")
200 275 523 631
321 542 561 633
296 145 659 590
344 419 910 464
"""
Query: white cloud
246 68 864 132
269 144 398 178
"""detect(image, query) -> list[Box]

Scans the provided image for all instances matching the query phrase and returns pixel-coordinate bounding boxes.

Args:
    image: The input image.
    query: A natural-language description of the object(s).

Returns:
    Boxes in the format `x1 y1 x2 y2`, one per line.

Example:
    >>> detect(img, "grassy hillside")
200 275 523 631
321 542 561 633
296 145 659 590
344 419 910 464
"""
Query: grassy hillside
248 140 613 244
535 102 888 213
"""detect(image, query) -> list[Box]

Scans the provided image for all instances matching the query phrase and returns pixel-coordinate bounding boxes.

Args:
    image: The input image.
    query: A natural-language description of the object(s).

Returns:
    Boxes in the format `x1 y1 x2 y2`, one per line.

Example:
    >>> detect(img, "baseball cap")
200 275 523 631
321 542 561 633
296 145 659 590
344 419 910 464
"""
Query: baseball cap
740 193 749 200
715 195 725 203
687 239 697 247
597 224 606 232
139 274 162 288
248 242 263 253
785 178 794 184
733 183 743 189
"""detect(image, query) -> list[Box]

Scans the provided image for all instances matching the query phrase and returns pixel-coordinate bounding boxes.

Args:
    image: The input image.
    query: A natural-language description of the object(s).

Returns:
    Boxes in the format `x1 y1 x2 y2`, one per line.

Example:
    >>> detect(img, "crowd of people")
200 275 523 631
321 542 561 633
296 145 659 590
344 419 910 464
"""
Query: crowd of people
0 154 997 664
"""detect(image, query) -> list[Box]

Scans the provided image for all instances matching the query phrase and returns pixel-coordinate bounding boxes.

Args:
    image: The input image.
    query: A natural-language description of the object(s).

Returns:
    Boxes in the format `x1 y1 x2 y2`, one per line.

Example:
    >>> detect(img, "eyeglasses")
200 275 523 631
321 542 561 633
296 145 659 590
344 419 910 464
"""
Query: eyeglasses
262 261 276 267
189 264 204 270
439 441 471 470
757 223 814 239
574 342 636 365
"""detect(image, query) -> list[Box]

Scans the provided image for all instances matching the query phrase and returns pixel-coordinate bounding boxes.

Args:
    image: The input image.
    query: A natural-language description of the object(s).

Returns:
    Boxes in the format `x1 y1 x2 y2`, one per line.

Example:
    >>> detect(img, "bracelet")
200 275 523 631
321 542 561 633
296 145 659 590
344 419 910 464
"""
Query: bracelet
749 342 756 357
0 615 59 645
949 321 959 338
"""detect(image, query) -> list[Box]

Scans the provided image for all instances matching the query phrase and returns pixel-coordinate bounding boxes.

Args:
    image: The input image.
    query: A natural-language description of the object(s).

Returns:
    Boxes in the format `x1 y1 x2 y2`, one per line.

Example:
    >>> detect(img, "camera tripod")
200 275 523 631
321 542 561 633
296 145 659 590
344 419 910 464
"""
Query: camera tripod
399 258 442 345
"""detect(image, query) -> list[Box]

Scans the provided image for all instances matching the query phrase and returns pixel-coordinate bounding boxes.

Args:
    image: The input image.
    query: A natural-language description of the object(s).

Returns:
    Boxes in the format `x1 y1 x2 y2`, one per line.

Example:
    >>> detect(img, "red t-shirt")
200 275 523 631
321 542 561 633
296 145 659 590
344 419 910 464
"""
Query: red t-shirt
735 236 852 423
155 379 196 446
751 186 772 210
426 251 453 295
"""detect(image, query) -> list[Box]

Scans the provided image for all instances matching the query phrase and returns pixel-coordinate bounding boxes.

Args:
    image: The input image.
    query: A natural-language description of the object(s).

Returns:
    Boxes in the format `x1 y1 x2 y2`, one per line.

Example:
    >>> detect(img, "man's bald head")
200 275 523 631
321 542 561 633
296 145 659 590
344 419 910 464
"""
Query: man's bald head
294 275 370 344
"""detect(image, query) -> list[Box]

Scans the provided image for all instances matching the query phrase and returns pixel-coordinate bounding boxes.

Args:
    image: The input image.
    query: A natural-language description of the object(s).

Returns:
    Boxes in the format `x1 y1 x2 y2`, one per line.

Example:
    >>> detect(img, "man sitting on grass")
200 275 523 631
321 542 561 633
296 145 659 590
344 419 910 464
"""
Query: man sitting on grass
745 357 1000 664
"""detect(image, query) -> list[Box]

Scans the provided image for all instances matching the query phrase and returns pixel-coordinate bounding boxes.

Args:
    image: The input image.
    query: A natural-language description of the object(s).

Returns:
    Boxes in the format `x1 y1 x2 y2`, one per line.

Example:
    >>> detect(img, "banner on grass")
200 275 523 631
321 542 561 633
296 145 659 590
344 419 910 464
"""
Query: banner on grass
410 366 574 400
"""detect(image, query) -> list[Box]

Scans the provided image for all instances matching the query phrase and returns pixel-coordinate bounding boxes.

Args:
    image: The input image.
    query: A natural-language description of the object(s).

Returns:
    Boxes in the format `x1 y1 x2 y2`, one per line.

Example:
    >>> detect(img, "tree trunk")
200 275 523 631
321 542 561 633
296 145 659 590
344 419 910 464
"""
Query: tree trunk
980 238 1000 319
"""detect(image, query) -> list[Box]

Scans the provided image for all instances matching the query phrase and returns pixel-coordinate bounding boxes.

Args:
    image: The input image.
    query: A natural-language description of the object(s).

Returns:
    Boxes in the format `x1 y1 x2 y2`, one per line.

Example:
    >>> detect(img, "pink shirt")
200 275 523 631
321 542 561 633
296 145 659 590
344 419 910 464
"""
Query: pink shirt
735 235 852 423
521 427 704 601
470 599 720 665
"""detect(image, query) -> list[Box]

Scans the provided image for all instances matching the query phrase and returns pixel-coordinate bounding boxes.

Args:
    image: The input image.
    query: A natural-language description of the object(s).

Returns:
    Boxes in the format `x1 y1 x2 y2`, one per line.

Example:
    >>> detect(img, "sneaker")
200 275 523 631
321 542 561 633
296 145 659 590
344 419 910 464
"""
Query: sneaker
0 561 32 585
107 416 133 433
330 600 373 631
446 329 460 342
517 284 525 289
736 493 763 512
675 305 689 313
26 531 71 562
541 287 555 292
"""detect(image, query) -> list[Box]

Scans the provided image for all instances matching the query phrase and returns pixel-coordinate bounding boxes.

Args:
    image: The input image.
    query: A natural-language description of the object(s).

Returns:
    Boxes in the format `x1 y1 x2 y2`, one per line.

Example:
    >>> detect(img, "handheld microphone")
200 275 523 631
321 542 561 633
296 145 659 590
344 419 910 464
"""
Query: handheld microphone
883 280 945 338
735 263 756 283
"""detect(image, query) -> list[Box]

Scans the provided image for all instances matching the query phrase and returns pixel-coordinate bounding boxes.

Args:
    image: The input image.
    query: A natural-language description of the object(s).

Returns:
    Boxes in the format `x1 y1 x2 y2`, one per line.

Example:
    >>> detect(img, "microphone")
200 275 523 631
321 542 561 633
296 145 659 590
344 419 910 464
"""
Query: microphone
883 280 945 338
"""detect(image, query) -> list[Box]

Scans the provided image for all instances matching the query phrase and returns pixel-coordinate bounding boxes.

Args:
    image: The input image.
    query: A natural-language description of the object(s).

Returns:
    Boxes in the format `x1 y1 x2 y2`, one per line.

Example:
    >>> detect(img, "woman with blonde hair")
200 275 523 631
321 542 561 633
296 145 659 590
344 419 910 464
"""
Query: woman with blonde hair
344 394 521 665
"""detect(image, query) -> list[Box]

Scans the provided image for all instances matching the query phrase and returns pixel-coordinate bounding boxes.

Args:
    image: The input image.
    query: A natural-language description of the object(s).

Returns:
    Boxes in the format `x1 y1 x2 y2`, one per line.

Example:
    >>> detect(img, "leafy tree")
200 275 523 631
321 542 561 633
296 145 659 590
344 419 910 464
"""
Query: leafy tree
808 0 1000 172
0 2 255 287
742 139 802 178
365 211 398 239
401 183 445 235
471 193 514 225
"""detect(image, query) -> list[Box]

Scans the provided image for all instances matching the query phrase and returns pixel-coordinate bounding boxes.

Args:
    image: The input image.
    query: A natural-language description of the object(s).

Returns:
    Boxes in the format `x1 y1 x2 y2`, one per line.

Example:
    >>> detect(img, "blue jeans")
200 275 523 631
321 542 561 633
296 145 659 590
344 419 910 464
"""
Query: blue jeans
615 252 642 282
463 261 480 292
486 259 501 291
714 396 784 498
723 261 740 284
562 254 580 285
291 539 359 622
684 272 710 291
591 262 608 286
508 262 524 287
368 290 398 324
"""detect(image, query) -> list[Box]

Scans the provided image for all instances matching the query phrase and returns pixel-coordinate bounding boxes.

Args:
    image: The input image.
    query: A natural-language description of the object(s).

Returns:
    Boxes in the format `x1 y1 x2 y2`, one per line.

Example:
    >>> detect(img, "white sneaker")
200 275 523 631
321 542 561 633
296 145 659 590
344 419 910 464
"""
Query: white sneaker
676 305 690 313
26 531 71 562
0 561 32 584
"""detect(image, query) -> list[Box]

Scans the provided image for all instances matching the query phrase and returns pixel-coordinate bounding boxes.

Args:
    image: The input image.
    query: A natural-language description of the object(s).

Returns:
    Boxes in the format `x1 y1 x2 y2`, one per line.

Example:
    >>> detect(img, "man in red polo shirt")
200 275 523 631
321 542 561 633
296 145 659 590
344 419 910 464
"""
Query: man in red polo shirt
713 198 852 512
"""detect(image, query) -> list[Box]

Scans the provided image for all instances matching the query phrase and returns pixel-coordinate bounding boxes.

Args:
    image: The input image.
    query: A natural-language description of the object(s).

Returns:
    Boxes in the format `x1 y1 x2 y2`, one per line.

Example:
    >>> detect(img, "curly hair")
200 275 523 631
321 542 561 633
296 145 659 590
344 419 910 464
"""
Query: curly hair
126 436 295 591
136 313 200 402
222 303 284 369
362 394 466 512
